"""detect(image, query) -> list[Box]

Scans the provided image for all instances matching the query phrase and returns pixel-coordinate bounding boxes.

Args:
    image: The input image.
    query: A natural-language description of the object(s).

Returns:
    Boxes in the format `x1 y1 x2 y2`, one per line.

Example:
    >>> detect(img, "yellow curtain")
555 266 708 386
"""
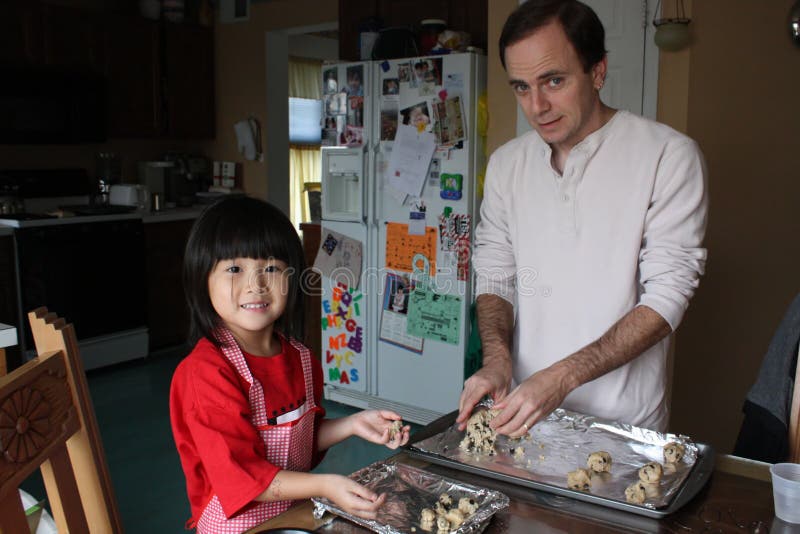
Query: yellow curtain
288 145 321 224
288 57 322 228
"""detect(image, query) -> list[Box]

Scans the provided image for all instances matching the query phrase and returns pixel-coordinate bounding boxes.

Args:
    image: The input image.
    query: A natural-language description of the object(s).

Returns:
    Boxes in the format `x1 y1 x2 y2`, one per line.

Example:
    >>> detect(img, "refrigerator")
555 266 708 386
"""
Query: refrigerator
317 53 487 425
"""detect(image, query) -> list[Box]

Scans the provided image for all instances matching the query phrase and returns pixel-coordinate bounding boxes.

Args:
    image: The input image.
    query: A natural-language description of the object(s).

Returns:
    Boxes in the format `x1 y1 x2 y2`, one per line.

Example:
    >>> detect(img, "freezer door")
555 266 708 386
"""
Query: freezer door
318 220 369 393
321 61 372 147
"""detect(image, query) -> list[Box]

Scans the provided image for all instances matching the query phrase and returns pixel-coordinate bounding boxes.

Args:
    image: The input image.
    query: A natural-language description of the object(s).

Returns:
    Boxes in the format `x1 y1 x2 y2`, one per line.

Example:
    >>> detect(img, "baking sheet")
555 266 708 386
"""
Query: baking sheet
406 407 715 519
312 461 509 533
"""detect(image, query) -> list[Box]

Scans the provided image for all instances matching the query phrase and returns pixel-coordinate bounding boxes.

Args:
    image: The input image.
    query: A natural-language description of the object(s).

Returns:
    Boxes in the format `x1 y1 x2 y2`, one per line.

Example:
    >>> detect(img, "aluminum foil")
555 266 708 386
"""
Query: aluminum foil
312 461 509 533
408 405 699 511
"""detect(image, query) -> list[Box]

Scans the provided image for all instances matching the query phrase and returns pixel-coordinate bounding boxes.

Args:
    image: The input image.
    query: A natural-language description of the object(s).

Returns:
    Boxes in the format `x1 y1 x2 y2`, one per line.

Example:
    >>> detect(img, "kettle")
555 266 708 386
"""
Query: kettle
109 184 149 210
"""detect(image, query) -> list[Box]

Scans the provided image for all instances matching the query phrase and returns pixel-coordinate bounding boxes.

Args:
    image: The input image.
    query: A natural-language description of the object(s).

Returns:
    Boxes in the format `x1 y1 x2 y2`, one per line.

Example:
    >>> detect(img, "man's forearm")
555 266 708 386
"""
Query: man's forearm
476 294 514 370
556 305 672 391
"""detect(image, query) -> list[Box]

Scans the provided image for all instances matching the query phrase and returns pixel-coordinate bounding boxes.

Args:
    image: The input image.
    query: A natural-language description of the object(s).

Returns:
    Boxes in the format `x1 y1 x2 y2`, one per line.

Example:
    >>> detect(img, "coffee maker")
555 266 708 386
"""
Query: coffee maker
138 155 209 208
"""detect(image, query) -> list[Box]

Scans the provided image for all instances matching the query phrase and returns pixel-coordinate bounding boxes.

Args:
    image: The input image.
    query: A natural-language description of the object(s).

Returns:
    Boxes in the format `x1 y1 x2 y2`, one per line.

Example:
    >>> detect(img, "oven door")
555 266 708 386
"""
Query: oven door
14 218 147 365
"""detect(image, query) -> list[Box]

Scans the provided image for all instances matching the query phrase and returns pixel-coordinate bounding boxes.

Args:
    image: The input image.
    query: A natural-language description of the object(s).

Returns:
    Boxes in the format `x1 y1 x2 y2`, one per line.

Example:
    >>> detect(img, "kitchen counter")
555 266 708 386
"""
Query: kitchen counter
141 205 205 223
0 206 205 228
247 452 777 534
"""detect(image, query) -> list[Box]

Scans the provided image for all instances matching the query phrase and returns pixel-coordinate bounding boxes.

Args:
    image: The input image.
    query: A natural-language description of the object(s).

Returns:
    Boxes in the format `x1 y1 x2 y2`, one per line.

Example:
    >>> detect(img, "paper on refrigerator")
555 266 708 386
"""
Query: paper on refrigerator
386 124 436 198
313 228 363 289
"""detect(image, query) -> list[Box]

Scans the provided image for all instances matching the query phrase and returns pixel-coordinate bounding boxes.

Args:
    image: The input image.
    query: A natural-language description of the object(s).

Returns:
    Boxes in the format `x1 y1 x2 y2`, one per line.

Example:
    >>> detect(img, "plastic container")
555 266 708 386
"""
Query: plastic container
771 463 800 523
419 19 447 55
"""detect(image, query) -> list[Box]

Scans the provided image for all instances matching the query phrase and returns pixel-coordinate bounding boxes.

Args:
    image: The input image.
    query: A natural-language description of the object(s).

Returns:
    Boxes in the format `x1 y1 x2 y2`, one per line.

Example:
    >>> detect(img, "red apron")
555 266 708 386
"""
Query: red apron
195 328 318 533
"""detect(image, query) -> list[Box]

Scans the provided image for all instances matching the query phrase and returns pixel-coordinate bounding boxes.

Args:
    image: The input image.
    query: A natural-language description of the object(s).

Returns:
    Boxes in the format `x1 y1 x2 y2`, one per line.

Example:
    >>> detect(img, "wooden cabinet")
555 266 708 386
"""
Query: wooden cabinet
300 223 322 361
163 23 215 139
42 4 105 74
338 0 488 61
0 235 21 371
105 16 161 138
144 220 194 350
105 17 215 139
0 1 43 65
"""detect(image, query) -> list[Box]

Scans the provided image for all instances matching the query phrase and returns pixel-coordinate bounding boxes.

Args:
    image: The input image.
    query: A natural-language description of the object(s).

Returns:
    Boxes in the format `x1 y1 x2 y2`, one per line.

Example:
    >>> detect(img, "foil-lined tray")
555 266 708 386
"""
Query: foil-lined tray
312 461 509 533
406 407 715 519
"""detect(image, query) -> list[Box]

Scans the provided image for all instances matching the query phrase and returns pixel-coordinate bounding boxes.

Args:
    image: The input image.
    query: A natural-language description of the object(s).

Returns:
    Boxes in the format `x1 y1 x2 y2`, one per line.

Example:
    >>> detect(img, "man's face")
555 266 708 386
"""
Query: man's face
505 20 606 153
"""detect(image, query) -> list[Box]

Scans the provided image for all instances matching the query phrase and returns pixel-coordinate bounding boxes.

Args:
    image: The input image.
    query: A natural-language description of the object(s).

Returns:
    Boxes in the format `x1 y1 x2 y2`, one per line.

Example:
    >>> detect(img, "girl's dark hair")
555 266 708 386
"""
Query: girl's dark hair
183 195 307 347
499 0 606 73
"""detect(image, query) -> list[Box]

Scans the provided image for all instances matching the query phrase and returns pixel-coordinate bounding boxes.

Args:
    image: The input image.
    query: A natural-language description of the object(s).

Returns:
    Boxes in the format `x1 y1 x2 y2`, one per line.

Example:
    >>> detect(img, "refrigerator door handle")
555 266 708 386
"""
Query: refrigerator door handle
361 147 369 224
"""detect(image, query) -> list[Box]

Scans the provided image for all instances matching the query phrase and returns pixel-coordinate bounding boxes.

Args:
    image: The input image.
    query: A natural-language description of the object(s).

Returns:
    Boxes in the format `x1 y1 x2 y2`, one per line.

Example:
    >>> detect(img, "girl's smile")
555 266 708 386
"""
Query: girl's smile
208 256 290 355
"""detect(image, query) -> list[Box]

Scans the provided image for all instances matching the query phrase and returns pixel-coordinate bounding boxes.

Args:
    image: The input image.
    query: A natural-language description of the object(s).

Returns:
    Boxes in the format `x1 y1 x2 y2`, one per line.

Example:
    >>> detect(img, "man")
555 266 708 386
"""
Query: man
457 0 707 435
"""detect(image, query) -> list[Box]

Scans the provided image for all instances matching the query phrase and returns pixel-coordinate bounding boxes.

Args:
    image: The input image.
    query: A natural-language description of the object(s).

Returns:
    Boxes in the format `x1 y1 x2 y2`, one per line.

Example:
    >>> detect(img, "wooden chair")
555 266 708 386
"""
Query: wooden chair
0 308 123 533
789 342 800 463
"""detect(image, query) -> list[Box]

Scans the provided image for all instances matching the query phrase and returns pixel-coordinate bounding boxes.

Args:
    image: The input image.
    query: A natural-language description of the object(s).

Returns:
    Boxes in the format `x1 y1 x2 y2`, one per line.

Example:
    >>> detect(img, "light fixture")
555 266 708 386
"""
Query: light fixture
790 1 800 47
653 0 691 52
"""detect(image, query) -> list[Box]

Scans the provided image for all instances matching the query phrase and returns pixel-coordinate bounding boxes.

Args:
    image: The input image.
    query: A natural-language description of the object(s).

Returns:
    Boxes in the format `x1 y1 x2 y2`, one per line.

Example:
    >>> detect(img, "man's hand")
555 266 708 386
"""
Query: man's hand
490 363 574 437
456 359 512 430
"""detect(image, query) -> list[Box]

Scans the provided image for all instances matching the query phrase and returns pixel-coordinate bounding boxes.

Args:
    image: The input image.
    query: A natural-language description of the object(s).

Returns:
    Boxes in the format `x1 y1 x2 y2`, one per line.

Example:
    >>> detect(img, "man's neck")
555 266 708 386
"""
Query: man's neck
551 104 616 174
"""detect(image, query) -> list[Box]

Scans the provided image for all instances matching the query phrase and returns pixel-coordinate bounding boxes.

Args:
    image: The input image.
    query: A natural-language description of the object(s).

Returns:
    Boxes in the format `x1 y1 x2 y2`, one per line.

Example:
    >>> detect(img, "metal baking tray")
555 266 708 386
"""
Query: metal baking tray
312 460 509 533
405 408 715 519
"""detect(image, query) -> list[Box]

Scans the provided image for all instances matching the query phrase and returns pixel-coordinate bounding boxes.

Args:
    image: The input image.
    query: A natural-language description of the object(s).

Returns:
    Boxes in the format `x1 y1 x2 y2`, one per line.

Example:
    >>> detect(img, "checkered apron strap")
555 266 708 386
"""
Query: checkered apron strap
196 330 317 533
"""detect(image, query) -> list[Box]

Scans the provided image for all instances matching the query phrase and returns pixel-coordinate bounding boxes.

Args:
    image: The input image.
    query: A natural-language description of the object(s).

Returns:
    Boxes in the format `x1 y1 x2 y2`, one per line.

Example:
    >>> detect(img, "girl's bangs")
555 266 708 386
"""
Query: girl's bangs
210 207 294 264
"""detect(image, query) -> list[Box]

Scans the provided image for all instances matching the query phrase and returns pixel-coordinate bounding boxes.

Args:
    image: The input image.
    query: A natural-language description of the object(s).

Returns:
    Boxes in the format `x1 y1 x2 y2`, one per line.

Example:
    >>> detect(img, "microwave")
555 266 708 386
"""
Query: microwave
0 65 107 144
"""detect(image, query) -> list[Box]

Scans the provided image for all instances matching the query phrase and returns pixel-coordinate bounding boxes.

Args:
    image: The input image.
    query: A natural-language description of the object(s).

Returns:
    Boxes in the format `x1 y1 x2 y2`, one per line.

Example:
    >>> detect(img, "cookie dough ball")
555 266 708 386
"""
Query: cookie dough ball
458 497 478 516
663 441 685 464
459 409 499 455
587 451 612 473
625 481 647 504
638 462 663 483
436 515 450 533
433 501 448 516
445 508 465 529
567 467 593 491
438 493 453 508
511 446 525 459
388 419 403 441
420 508 436 523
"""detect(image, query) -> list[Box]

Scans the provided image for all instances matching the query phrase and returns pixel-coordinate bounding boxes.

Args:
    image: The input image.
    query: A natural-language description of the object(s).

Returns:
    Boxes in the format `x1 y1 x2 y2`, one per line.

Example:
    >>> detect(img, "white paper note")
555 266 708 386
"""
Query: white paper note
386 124 436 198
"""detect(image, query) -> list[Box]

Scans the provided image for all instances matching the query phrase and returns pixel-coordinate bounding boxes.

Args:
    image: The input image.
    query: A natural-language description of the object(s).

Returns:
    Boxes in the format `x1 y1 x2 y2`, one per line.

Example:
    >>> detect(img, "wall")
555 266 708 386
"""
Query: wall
210 0 337 199
485 0 800 452
670 0 800 452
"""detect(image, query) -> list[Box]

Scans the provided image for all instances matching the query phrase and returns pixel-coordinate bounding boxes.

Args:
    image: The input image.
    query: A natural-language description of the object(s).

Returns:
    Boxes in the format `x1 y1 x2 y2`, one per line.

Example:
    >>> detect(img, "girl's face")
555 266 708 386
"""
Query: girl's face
208 256 290 344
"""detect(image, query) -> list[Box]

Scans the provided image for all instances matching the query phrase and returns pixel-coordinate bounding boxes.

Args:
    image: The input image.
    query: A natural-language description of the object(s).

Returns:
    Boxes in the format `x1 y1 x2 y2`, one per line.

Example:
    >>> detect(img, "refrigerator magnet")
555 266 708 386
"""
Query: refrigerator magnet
440 173 463 200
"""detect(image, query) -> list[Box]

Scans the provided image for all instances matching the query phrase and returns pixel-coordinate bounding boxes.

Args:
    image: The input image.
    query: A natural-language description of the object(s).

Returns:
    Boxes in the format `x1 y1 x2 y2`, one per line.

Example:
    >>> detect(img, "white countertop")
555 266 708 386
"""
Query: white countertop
142 206 206 223
0 324 17 349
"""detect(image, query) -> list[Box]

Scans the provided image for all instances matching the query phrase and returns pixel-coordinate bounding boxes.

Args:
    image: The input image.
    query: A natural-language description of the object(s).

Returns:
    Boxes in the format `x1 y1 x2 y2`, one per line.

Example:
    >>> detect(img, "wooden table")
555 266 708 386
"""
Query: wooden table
0 323 17 376
247 453 779 534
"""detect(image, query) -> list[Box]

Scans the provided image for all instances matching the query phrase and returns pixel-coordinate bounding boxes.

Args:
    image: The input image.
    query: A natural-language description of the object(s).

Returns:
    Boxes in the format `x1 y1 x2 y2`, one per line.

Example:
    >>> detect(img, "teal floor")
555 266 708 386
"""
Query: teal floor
23 347 420 532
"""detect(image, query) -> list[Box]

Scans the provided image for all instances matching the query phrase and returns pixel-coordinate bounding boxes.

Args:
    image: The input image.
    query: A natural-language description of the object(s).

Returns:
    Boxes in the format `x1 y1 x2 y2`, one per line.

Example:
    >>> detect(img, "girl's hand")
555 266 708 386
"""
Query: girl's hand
321 474 386 519
350 410 411 449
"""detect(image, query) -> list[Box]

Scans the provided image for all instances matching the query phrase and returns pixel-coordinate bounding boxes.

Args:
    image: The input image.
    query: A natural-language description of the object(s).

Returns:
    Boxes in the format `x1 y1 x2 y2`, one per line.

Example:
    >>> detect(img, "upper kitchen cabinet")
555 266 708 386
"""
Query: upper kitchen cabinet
0 2 43 65
163 23 215 139
105 16 215 139
337 0 487 61
105 16 161 138
42 4 105 74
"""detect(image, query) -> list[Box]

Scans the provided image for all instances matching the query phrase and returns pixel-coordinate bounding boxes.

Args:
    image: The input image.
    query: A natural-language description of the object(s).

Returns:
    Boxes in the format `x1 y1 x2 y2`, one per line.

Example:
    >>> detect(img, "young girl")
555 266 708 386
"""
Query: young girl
170 196 410 532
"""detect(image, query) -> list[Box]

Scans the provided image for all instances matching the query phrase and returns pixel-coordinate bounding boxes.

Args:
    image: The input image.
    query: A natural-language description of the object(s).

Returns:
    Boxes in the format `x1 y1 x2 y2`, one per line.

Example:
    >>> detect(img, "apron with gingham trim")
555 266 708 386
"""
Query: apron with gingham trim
195 328 319 533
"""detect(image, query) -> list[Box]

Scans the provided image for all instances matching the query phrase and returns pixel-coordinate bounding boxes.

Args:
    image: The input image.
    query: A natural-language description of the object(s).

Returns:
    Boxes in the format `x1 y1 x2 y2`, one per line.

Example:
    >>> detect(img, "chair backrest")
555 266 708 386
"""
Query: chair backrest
789 343 800 463
0 308 123 533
